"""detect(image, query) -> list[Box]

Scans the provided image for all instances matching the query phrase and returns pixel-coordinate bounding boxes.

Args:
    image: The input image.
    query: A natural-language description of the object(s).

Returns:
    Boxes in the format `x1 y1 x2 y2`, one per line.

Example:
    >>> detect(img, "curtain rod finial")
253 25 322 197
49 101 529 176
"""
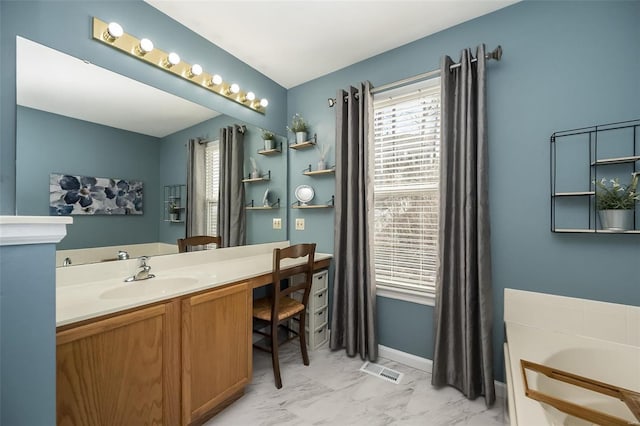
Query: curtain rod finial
328 98 336 108
488 45 502 61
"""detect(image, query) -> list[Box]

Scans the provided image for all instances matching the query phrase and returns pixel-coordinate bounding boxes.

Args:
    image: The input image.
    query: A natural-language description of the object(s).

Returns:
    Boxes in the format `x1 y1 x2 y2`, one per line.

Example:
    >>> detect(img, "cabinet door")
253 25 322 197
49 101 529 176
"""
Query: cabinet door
56 301 180 426
182 282 252 425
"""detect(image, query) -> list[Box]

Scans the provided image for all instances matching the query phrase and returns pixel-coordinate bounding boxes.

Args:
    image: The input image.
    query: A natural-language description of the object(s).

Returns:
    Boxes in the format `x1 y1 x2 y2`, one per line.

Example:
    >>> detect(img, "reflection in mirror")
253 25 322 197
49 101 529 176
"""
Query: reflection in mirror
15 37 287 266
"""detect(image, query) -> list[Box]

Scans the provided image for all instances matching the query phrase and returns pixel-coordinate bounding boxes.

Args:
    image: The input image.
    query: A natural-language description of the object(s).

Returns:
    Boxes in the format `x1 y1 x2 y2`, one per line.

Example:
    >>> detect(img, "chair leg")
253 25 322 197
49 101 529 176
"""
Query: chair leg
299 311 310 366
270 320 282 389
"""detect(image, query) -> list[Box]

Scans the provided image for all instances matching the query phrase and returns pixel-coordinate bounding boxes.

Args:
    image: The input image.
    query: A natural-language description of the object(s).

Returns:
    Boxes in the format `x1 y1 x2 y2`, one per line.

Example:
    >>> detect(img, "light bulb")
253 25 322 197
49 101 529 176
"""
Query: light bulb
260 98 269 108
136 38 154 55
210 74 223 86
230 83 240 94
245 92 256 101
189 64 203 77
163 52 180 68
104 22 123 41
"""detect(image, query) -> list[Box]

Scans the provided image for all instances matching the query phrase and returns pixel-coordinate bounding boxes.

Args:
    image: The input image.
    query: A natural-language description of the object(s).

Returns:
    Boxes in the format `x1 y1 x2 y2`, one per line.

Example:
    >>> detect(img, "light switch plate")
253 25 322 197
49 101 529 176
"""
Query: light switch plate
272 218 282 229
295 218 305 230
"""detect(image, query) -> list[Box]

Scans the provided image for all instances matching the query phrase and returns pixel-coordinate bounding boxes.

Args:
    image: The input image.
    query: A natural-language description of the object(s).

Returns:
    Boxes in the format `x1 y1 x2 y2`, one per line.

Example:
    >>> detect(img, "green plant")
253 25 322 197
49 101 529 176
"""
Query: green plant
594 173 640 210
286 113 309 133
260 128 275 140
169 201 180 213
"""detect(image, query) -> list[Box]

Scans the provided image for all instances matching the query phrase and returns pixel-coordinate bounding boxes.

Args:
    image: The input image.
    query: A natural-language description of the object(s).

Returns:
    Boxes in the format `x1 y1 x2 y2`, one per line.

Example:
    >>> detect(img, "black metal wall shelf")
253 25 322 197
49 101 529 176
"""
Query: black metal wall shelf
550 119 639 233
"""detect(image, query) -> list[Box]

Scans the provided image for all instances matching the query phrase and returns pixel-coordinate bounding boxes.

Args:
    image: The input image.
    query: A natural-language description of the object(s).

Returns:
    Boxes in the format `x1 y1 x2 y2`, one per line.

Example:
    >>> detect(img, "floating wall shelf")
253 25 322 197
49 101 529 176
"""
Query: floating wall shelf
289 134 318 150
246 198 280 210
291 196 335 209
303 165 335 176
242 171 271 183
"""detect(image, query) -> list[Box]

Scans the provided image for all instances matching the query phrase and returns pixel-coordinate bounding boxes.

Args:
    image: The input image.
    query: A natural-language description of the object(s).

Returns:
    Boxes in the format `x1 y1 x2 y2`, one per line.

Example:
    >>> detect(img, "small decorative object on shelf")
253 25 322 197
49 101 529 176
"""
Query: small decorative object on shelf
594 174 639 231
315 143 331 171
249 157 260 179
287 113 309 144
164 184 186 223
294 184 315 206
169 201 180 222
550 118 639 233
260 128 276 150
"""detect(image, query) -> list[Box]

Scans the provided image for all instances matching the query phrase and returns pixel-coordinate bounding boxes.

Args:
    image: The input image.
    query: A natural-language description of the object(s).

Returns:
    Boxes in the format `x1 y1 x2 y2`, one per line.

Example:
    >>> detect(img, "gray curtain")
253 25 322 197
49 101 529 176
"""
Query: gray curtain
218 126 246 247
329 82 378 360
431 45 495 406
186 138 207 238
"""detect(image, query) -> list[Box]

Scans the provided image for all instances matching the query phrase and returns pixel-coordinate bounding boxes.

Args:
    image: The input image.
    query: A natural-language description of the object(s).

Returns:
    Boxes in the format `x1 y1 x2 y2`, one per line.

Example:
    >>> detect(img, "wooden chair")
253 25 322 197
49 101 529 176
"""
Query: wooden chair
177 235 222 253
252 243 316 389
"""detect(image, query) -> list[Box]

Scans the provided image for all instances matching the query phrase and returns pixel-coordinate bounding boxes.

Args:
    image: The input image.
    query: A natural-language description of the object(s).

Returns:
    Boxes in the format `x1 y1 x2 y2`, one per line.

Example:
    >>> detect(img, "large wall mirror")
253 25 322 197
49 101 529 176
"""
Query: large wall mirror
15 37 288 266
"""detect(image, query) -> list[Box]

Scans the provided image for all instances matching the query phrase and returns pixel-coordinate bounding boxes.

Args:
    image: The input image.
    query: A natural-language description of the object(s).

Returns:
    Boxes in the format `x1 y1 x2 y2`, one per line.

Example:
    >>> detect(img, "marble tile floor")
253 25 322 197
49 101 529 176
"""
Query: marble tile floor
206 343 507 425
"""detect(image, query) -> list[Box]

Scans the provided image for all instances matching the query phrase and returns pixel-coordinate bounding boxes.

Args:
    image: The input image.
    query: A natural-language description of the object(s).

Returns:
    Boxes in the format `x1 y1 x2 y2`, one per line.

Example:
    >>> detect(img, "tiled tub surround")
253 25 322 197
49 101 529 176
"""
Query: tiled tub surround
56 241 332 326
504 289 640 426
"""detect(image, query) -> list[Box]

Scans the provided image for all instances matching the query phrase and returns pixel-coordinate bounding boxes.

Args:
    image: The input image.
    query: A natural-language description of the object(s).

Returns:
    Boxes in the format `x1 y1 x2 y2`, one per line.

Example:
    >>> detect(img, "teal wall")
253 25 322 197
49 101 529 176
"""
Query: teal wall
1 0 287 215
287 0 640 381
16 106 161 249
1 243 57 425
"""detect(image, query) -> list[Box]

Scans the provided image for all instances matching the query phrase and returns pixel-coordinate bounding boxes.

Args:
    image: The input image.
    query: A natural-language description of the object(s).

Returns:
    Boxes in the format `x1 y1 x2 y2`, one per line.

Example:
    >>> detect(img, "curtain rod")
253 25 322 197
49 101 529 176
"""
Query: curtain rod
328 45 502 107
197 124 246 144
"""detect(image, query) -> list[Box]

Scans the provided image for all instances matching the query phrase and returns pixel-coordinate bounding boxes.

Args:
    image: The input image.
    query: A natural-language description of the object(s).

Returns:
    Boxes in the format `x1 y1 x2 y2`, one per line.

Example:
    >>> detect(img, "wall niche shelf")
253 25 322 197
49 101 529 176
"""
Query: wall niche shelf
242 171 271 183
303 165 335 176
289 134 318 150
551 119 639 233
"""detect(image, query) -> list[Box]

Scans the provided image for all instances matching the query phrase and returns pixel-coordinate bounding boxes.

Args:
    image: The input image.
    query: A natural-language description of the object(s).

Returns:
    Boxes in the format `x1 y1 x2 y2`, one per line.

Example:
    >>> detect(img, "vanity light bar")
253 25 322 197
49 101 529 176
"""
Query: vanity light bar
91 17 267 114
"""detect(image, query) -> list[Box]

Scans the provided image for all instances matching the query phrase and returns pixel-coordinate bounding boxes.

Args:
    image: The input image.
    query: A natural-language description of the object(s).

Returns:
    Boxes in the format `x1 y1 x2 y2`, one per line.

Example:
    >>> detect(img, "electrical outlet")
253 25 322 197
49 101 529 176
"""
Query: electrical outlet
295 218 305 230
272 218 282 229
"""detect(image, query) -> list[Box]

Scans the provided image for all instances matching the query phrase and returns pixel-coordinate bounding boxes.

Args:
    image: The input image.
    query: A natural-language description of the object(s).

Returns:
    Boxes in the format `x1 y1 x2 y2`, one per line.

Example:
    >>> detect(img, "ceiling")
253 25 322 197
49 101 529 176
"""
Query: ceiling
16 37 219 138
145 0 518 89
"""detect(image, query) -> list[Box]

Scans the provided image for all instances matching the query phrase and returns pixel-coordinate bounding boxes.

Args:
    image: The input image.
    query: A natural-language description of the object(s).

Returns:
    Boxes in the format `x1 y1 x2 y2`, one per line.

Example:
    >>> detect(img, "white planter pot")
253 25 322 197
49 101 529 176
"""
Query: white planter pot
264 139 274 150
295 132 307 143
598 209 634 231
251 170 260 179
169 212 179 222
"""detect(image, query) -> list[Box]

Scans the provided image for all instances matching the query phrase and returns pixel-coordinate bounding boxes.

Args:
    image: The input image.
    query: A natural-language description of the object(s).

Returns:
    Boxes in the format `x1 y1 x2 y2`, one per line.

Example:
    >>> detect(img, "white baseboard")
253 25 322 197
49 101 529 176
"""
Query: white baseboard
377 344 506 399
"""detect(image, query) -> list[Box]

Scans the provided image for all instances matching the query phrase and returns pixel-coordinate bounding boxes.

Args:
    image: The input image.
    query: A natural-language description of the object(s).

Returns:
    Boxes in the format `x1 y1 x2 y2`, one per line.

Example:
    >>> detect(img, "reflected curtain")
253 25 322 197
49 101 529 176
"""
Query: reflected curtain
186 138 207 237
218 125 246 247
431 45 495 406
329 82 378 360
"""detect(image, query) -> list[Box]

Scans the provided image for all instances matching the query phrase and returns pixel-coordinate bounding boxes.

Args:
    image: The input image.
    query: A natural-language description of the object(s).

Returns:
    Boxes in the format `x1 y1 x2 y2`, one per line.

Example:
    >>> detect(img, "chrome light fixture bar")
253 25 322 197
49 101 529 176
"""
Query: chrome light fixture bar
92 17 268 114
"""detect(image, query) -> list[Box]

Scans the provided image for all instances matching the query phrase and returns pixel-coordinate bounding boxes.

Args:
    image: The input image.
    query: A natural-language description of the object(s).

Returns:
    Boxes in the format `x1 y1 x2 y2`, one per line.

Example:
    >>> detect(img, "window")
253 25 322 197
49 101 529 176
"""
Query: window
205 140 220 237
372 77 441 304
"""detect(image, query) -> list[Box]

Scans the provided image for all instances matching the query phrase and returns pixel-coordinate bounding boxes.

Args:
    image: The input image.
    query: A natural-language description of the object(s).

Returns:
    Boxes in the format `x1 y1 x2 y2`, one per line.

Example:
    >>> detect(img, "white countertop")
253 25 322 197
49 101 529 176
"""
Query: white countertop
56 242 332 327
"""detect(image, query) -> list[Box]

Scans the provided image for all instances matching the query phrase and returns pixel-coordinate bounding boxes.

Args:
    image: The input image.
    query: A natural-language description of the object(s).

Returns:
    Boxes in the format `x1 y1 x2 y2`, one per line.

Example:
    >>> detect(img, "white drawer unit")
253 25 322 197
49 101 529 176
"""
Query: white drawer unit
289 270 329 350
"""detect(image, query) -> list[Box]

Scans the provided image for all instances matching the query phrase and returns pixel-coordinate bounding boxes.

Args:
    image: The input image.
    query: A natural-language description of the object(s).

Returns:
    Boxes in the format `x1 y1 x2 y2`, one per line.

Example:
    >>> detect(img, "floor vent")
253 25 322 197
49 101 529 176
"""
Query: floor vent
359 361 403 384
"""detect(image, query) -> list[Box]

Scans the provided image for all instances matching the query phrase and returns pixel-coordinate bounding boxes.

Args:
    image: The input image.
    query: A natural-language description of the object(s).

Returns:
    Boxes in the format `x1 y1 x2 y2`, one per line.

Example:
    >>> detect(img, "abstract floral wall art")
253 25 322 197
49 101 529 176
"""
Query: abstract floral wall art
50 173 143 215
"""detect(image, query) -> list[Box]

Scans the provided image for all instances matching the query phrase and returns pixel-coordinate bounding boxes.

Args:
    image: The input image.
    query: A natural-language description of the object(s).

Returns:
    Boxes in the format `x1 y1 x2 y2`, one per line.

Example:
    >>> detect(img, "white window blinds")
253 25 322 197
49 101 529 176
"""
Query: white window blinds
205 140 220 237
372 78 441 298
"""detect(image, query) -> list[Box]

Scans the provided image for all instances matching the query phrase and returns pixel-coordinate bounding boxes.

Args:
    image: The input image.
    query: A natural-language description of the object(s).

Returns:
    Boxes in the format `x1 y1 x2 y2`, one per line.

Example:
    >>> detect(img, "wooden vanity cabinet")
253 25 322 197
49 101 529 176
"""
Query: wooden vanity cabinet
56 281 252 426
56 301 181 426
181 282 252 425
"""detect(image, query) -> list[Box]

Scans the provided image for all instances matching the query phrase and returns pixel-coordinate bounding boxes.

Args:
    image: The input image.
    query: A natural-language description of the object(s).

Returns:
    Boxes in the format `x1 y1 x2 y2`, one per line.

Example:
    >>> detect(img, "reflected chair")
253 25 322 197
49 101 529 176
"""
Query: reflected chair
177 235 222 253
252 243 316 389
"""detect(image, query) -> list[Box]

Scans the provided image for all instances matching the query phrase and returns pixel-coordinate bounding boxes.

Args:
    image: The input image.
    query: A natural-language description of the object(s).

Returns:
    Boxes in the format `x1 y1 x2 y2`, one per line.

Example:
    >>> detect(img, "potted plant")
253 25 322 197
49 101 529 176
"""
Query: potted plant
260 128 275 150
169 201 180 221
287 113 309 144
594 173 639 231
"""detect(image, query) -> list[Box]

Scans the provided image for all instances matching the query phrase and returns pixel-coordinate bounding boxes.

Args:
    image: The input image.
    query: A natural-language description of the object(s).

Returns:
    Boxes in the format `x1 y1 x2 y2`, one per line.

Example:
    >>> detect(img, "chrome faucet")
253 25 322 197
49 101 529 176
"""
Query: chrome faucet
124 256 155 282
117 250 130 260
63 257 72 266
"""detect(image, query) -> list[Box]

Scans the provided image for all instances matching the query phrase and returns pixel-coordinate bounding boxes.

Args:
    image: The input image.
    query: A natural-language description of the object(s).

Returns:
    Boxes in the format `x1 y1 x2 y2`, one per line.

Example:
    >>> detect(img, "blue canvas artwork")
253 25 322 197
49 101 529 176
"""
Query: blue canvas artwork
50 173 143 215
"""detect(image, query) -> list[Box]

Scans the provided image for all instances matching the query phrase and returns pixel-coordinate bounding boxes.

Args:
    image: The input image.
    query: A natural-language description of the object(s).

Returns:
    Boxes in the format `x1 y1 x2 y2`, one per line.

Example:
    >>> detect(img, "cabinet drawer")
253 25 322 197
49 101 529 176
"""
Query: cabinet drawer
312 270 328 292
310 289 328 310
308 323 328 350
311 306 328 326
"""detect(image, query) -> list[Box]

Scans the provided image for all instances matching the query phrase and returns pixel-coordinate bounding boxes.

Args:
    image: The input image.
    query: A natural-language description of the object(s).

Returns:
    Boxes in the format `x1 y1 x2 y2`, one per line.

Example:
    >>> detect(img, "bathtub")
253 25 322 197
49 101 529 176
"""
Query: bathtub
504 289 640 426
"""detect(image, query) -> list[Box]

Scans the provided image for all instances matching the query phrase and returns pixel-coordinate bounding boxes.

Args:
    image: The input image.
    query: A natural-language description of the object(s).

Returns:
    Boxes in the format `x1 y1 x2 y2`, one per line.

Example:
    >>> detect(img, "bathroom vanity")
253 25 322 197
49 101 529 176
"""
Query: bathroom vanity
55 242 331 425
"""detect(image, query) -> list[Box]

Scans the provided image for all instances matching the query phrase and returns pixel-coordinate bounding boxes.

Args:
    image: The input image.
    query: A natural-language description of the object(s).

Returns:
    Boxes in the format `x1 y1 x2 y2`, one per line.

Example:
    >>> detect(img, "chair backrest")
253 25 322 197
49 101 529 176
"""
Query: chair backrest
271 243 316 316
177 235 222 253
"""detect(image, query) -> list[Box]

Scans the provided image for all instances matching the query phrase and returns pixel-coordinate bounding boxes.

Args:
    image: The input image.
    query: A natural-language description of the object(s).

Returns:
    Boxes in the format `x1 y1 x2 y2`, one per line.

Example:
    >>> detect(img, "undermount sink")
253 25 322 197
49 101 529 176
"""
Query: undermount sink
100 277 199 299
